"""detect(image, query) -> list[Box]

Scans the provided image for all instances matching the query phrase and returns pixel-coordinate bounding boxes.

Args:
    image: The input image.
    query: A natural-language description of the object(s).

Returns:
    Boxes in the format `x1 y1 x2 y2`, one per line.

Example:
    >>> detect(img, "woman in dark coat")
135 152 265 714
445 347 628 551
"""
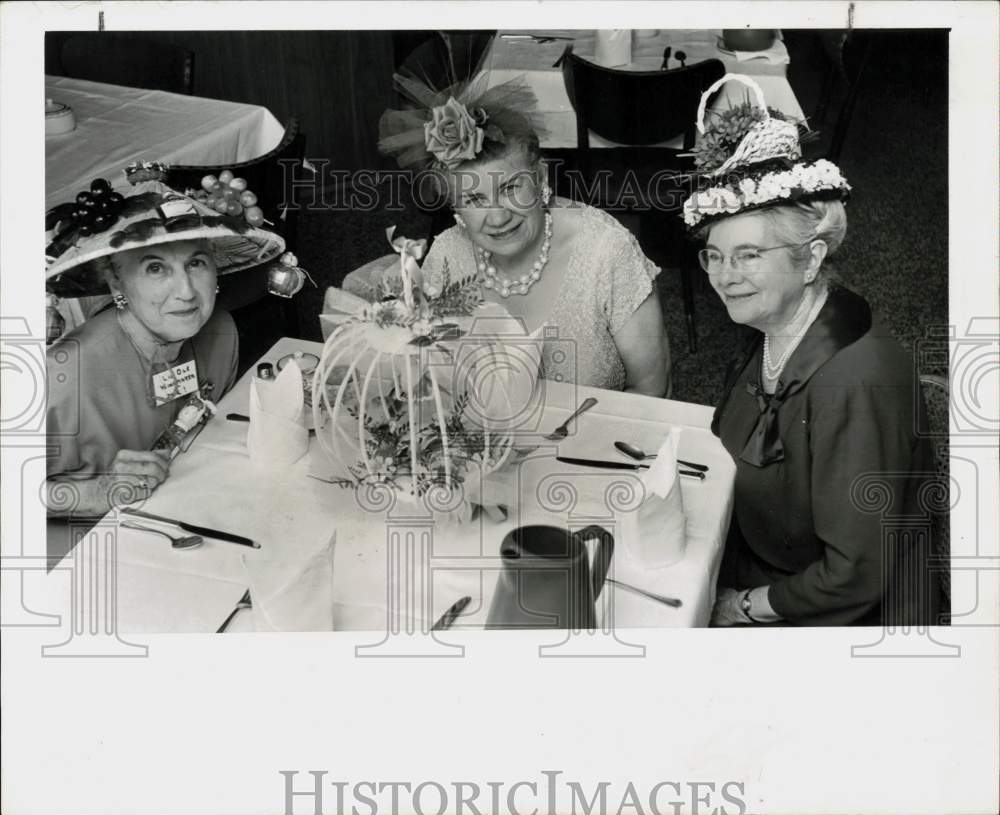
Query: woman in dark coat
682 75 939 626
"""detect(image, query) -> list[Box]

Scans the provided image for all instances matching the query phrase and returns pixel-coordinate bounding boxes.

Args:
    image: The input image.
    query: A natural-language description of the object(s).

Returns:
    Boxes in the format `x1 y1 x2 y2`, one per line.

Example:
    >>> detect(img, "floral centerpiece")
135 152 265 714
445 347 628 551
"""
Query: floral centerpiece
312 228 526 504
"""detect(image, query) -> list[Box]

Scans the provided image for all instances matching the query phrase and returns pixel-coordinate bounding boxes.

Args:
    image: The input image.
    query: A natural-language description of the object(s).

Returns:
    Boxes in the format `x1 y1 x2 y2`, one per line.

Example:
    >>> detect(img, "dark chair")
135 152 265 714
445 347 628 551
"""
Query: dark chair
919 374 951 622
165 118 307 364
796 29 874 163
57 33 194 94
550 46 726 351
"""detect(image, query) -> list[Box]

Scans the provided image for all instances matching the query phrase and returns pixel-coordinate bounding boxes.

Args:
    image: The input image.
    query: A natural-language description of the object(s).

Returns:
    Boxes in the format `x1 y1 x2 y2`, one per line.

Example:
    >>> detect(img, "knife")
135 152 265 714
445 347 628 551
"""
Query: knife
555 456 706 480
431 596 471 631
120 508 260 548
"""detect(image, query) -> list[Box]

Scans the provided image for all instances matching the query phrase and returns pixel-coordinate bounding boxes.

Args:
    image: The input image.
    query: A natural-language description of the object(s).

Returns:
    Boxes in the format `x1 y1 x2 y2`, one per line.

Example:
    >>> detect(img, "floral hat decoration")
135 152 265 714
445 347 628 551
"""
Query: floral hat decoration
45 163 287 297
681 74 852 231
378 71 545 170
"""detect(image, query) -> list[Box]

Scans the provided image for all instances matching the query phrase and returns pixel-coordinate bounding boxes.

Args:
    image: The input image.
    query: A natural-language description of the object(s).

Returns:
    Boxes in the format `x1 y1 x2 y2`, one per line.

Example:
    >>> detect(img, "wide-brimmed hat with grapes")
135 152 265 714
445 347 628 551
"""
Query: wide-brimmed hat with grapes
45 163 286 297
680 74 852 231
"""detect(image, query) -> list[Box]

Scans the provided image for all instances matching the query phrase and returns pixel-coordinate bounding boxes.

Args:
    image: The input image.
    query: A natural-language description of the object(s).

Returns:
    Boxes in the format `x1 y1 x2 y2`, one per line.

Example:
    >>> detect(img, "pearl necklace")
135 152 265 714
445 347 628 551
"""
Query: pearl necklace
475 212 553 298
762 288 828 382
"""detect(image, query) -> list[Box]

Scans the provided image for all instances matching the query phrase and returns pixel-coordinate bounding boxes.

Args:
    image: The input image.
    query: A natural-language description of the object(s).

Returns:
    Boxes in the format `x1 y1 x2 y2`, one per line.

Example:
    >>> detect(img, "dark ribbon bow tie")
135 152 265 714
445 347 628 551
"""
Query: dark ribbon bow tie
742 381 785 466
712 287 874 468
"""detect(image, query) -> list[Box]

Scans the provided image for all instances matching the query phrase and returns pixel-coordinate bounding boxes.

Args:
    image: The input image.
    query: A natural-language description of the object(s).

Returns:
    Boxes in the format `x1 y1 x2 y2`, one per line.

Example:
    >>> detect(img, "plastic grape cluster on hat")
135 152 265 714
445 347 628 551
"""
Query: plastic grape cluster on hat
72 178 126 237
192 169 267 227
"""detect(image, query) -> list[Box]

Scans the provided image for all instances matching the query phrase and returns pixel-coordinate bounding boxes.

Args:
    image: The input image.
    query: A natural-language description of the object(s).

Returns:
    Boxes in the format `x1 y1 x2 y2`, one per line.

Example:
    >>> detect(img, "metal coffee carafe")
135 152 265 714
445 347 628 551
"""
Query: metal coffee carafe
486 525 614 629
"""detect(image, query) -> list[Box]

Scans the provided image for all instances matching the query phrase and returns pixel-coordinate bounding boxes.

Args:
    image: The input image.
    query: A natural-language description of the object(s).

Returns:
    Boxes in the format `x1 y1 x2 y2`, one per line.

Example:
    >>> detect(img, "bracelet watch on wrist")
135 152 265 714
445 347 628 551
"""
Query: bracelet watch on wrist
740 588 760 624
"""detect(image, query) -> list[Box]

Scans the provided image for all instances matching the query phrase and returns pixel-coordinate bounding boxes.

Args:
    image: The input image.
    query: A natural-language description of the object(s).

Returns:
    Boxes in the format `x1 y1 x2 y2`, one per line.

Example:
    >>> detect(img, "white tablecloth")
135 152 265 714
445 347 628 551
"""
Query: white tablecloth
484 29 805 149
46 337 735 634
45 76 285 332
45 75 285 211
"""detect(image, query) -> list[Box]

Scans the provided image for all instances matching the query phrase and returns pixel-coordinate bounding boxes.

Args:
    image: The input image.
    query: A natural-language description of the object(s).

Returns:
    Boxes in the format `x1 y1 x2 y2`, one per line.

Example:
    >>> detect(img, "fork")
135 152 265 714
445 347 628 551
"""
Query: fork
216 589 253 633
121 520 203 550
544 397 598 441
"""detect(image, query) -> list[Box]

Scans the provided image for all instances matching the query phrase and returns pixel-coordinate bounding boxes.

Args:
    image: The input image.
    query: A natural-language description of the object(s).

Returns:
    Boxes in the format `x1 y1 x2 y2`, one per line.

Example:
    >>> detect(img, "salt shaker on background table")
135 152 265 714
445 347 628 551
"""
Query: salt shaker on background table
45 98 75 135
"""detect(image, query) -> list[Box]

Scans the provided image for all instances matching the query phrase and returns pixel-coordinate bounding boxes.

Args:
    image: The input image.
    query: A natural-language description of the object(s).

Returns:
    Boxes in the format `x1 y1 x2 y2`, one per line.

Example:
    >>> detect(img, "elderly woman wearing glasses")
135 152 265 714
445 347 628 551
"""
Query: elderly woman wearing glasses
377 77 671 397
684 76 939 627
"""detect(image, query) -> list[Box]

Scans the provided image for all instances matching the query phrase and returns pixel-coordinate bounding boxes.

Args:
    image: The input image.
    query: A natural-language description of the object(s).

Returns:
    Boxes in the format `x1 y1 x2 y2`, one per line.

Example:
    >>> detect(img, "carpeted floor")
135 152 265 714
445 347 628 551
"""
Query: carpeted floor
258 30 947 407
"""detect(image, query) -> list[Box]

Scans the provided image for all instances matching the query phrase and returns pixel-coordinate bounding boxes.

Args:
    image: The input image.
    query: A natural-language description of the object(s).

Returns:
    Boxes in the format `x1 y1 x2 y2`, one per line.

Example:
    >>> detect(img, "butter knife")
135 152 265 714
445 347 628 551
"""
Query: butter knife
431 596 471 631
555 456 705 480
120 508 260 548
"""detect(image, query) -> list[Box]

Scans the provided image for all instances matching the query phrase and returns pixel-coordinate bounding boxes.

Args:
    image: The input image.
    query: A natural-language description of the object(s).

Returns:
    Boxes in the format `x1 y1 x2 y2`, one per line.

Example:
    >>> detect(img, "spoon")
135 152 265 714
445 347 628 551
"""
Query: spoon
121 520 204 550
544 397 598 440
606 578 682 608
614 441 709 473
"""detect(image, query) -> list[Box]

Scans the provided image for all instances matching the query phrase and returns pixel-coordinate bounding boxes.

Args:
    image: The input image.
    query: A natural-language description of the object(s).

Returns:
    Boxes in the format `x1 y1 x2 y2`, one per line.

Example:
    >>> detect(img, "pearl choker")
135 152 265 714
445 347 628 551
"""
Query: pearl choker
475 212 553 298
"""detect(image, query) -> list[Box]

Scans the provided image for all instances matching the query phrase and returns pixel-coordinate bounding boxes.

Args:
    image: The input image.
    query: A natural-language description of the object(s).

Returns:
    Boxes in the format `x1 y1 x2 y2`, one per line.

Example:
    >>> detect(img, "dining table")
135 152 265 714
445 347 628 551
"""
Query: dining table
44 336 736 637
45 75 286 331
482 29 806 149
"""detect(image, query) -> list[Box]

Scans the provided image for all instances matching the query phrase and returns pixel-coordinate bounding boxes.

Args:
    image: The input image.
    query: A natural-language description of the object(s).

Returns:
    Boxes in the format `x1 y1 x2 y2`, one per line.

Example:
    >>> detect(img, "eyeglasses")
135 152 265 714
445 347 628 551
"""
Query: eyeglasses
698 242 808 275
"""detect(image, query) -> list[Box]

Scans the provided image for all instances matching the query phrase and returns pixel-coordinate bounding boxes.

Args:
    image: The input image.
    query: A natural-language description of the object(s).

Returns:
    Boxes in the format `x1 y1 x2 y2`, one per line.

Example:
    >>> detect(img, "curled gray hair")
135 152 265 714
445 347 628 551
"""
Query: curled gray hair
88 254 122 290
758 199 847 263
697 199 847 284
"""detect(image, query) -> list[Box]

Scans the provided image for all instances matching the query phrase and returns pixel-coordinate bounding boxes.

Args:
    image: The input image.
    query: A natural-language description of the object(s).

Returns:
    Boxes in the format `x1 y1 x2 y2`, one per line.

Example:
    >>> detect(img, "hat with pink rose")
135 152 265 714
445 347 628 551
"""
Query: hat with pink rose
378 70 546 171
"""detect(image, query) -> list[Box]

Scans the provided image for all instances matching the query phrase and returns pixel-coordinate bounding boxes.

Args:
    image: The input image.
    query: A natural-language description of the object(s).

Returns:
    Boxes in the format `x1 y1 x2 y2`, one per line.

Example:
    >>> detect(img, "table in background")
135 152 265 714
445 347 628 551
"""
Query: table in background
45 75 286 330
46 337 736 635
483 29 805 148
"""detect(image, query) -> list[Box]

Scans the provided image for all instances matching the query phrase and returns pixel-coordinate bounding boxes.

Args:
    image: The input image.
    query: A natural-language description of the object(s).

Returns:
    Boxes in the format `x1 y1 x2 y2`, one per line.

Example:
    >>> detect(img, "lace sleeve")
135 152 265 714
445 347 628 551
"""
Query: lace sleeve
603 226 660 336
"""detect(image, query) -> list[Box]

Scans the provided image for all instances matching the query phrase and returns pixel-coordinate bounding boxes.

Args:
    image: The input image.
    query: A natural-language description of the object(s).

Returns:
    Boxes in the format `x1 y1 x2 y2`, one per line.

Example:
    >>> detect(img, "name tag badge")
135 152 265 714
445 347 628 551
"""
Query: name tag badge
152 360 199 406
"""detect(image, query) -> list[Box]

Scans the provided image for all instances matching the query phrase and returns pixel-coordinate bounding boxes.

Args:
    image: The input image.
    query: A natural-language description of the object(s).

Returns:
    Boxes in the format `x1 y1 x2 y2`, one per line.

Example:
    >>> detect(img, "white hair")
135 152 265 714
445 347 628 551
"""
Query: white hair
759 199 848 266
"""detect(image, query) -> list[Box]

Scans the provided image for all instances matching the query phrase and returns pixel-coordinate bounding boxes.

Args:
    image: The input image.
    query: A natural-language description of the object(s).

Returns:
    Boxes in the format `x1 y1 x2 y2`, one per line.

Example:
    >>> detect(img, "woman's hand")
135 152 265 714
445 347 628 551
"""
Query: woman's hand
103 449 172 492
47 450 171 517
710 588 748 626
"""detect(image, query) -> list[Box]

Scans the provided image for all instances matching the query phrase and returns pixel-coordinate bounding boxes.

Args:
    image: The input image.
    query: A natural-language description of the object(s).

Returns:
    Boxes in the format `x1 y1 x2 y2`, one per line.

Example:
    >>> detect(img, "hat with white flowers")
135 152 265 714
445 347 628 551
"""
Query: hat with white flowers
680 74 851 231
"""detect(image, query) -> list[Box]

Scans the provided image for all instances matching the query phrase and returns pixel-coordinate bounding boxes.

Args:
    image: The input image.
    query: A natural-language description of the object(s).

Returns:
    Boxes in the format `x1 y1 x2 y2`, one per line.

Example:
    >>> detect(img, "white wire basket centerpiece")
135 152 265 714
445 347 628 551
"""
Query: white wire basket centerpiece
312 228 539 502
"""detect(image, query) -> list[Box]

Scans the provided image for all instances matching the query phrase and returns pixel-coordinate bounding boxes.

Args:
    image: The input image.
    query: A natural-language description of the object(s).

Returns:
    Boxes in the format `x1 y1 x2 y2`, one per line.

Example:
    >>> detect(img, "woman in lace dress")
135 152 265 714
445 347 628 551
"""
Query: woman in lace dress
378 81 671 396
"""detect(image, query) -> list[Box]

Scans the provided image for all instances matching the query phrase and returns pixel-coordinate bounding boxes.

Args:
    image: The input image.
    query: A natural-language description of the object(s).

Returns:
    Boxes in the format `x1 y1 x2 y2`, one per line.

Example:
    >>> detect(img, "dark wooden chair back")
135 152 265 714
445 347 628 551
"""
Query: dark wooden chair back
58 33 194 94
559 46 725 149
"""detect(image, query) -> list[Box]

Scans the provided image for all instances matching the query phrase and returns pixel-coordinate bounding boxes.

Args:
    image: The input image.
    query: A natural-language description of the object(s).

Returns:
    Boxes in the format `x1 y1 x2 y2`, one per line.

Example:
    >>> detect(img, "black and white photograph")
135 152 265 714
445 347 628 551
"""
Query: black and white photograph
2 3 997 814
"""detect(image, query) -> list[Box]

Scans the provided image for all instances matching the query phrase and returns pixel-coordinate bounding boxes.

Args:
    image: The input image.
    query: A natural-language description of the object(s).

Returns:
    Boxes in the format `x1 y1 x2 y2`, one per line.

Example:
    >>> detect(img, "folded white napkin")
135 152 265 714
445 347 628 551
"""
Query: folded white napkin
247 359 309 468
620 427 687 568
242 532 336 632
595 29 632 67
